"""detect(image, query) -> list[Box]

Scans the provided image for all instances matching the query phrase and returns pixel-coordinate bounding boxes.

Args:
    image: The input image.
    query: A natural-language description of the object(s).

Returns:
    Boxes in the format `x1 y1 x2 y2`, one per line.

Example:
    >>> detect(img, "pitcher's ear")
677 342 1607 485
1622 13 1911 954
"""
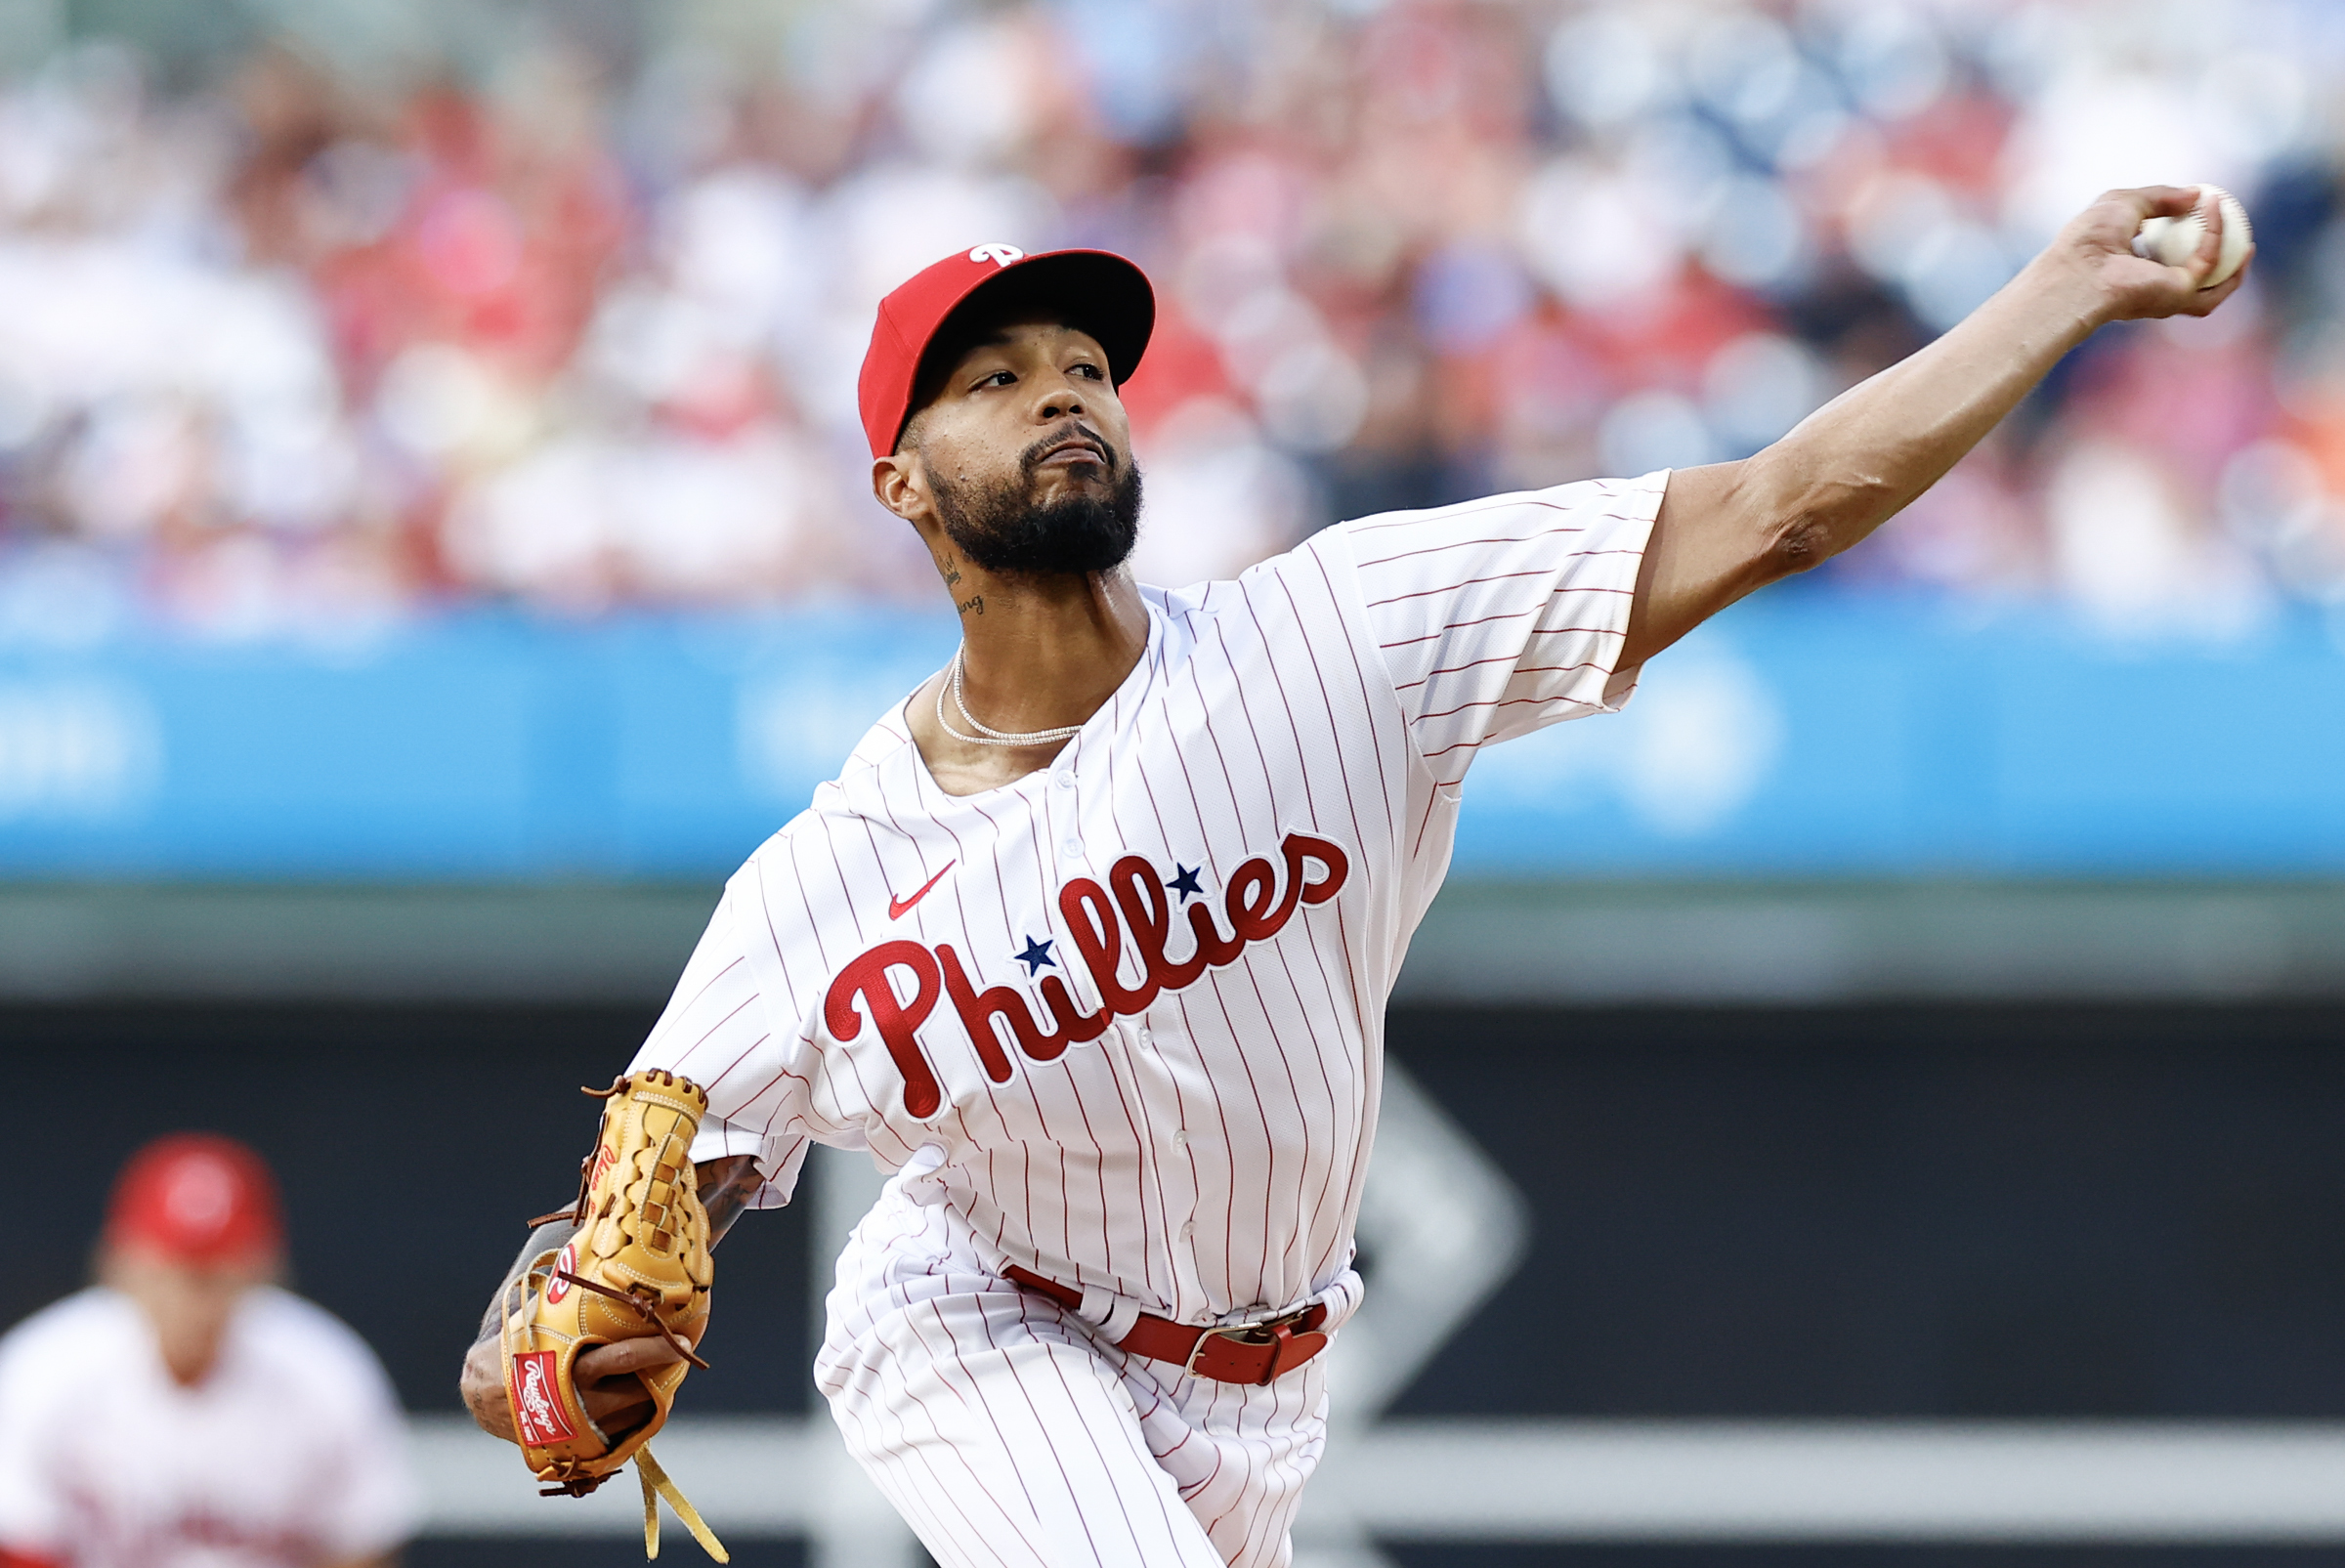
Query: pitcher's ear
872 450 924 522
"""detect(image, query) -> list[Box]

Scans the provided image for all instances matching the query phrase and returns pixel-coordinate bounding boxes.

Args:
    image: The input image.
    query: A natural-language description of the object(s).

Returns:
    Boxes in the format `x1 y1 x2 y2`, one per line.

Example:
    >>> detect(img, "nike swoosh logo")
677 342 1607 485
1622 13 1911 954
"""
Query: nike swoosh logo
889 861 956 920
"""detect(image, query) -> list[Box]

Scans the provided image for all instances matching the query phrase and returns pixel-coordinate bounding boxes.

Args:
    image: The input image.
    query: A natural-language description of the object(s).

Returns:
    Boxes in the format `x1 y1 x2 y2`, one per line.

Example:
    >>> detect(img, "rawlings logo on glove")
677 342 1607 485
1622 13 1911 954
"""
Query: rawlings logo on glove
512 1350 576 1445
500 1069 725 1561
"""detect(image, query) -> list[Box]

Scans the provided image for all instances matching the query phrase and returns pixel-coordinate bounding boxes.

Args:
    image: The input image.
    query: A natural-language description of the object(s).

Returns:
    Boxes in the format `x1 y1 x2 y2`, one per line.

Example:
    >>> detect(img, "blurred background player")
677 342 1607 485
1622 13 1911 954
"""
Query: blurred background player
0 1135 414 1568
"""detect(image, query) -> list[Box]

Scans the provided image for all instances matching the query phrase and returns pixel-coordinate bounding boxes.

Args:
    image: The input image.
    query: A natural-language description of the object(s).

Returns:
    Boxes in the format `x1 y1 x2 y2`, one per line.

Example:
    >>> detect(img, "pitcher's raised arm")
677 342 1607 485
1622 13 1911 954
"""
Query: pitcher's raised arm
1619 185 2251 671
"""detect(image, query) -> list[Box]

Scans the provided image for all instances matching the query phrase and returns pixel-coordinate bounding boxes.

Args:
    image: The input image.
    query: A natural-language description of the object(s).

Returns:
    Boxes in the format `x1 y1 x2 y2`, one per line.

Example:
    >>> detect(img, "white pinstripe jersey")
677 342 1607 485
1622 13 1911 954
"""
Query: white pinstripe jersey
631 470 1666 1327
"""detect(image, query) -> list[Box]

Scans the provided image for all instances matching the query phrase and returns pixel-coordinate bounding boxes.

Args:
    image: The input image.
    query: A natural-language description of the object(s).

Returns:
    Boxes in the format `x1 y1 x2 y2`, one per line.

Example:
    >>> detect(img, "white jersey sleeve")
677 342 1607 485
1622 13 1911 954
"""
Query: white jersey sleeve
629 878 816 1207
1324 471 1668 786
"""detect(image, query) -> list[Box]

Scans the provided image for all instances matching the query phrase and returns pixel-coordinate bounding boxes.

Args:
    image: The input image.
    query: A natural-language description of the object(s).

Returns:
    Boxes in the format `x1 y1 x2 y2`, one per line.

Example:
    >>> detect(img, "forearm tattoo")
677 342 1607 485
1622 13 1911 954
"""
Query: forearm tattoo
697 1154 765 1246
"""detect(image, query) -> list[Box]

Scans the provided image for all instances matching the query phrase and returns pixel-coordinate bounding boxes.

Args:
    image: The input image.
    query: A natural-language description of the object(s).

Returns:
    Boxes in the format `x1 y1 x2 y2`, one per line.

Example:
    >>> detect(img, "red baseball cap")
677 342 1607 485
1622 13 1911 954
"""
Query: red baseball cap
105 1134 284 1266
857 243 1155 458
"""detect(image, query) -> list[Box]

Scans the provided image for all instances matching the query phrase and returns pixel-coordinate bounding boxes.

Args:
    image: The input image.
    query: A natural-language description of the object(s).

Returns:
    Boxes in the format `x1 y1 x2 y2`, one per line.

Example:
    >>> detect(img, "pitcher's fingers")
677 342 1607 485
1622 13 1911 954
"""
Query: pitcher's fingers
576 1338 687 1380
2103 184 2201 222
582 1380 658 1426
2186 246 2254 315
2190 187 2222 276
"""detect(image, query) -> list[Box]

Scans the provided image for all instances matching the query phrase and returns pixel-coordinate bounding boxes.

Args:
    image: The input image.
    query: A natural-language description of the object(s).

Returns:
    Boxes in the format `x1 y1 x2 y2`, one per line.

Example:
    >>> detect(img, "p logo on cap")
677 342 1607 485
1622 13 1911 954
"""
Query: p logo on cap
163 1157 236 1232
969 243 1025 267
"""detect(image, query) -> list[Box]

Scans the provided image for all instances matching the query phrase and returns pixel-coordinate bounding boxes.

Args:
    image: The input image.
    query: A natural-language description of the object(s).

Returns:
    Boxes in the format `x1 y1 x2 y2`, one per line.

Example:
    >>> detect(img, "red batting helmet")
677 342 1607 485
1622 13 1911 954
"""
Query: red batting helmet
857 243 1155 458
105 1133 284 1266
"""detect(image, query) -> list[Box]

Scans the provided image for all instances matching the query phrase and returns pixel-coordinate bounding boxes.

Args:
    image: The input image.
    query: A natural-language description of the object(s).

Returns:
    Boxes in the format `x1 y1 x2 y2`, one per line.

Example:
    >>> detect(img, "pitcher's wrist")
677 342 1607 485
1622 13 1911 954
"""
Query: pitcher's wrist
460 1335 517 1443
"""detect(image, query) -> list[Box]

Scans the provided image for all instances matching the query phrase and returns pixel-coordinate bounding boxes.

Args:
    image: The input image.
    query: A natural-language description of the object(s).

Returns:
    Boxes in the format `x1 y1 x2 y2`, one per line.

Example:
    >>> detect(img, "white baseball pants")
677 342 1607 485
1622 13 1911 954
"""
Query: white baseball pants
814 1178 1345 1568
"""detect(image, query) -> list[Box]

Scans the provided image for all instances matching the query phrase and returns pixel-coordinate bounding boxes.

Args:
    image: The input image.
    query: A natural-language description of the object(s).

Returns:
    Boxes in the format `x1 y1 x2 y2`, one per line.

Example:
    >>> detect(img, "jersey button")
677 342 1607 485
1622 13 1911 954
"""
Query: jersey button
1179 1220 1195 1241
1172 1128 1188 1148
1054 772 1076 789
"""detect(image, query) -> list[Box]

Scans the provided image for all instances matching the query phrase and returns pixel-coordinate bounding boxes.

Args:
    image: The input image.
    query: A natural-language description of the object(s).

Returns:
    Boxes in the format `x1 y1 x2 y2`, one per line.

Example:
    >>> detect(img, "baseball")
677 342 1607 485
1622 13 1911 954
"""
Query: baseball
2134 185 2253 289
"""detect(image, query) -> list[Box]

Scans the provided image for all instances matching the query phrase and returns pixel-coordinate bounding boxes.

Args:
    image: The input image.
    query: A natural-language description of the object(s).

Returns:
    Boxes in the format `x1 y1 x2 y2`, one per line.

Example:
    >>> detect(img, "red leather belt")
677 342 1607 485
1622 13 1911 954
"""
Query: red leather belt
1003 1266 1329 1385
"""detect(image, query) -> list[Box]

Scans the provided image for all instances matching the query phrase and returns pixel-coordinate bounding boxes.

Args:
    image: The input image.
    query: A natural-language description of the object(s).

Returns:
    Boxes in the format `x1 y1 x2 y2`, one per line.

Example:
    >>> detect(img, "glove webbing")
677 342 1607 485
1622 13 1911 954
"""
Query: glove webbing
638 1446 728 1562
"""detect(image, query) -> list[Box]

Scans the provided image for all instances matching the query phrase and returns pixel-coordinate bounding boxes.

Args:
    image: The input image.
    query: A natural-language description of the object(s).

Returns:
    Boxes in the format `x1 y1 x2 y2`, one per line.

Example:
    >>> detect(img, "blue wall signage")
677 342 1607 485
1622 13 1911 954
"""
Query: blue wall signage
1 597 2340 879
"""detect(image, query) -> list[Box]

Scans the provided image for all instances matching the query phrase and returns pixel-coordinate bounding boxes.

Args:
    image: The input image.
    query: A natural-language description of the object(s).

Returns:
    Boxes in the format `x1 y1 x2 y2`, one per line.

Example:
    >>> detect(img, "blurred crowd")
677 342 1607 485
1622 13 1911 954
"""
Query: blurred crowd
0 0 2340 642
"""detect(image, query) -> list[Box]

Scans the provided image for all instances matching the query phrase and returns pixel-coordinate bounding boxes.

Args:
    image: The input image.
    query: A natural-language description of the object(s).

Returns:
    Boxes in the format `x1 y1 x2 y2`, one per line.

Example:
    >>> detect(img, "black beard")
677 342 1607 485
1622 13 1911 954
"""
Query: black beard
931 431 1142 577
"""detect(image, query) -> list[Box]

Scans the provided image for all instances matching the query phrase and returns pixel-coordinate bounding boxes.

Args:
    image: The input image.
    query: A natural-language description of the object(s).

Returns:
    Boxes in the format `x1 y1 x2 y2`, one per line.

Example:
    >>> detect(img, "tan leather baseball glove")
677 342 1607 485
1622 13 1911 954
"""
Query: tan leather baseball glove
501 1068 726 1561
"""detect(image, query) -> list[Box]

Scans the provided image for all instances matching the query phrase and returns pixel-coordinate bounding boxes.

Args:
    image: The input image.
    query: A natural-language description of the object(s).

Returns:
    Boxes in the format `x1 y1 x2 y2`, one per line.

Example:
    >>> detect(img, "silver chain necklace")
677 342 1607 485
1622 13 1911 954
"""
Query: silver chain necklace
934 647 1085 747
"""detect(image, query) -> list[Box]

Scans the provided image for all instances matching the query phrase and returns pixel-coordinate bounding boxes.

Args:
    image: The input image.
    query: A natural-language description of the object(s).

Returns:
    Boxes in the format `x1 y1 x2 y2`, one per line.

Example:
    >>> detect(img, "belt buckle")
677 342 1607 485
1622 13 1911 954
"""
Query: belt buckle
1183 1305 1311 1378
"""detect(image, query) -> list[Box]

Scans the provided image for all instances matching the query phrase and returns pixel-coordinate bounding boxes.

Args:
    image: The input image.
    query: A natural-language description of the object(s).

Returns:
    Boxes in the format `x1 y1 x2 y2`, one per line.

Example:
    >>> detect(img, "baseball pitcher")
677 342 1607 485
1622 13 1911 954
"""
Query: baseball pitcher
460 187 2247 1566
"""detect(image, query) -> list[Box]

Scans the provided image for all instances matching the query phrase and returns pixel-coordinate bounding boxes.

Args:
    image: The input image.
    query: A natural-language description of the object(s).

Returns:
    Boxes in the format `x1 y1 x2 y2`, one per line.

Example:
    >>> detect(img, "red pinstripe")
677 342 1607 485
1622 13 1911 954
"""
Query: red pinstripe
1411 660 1612 723
1343 489 1638 533
1349 522 1589 570
1394 646 1614 694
